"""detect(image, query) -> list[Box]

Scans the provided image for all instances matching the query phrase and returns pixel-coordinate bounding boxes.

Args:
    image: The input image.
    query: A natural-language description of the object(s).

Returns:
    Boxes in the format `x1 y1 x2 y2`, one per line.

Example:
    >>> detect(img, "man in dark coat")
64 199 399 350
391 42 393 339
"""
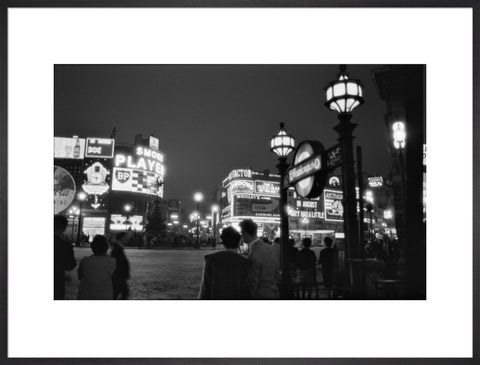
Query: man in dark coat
54 215 76 300
296 237 317 298
110 232 130 299
319 236 337 290
198 227 251 300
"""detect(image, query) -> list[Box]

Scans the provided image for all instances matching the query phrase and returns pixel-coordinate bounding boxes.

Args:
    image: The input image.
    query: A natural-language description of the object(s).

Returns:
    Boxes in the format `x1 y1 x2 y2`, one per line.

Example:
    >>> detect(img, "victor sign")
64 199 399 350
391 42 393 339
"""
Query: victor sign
288 140 328 199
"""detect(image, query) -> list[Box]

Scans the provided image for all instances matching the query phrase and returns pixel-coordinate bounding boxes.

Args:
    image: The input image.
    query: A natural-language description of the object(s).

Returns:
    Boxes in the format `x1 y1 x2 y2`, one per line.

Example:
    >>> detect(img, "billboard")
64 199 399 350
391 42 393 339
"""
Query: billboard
110 214 144 231
233 195 280 218
149 136 159 151
54 166 76 214
254 180 280 196
54 137 85 159
85 138 115 158
324 189 344 222
112 167 164 197
112 145 165 197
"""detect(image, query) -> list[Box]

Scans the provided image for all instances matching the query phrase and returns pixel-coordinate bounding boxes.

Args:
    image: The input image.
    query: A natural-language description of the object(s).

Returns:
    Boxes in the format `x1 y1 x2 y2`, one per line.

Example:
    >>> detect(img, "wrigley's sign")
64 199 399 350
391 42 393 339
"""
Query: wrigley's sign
288 155 322 185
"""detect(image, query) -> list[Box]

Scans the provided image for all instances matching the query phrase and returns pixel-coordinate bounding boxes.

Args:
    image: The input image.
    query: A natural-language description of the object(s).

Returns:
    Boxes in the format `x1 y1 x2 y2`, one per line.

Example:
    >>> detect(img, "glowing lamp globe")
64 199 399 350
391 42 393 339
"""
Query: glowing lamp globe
325 65 364 114
392 121 406 149
193 192 204 203
270 122 295 158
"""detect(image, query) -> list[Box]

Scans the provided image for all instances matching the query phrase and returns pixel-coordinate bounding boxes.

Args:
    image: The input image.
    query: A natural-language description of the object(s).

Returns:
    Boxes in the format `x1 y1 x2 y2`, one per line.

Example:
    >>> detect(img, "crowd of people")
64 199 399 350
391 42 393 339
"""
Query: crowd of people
198 219 339 300
54 214 345 300
54 215 130 300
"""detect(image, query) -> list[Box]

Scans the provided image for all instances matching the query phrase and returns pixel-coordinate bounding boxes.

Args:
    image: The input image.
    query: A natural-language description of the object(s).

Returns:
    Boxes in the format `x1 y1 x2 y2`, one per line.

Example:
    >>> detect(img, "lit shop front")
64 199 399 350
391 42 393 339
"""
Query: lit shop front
220 169 344 244
54 135 166 241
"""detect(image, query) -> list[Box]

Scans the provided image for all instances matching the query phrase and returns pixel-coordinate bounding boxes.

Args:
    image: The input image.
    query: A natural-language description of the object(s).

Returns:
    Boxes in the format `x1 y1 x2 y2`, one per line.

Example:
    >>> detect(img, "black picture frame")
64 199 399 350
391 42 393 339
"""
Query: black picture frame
0 0 478 364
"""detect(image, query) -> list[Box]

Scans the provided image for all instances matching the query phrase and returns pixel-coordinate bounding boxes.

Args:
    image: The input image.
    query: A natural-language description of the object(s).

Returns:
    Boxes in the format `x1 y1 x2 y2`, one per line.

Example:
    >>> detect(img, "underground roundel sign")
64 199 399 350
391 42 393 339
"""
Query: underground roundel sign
288 140 328 199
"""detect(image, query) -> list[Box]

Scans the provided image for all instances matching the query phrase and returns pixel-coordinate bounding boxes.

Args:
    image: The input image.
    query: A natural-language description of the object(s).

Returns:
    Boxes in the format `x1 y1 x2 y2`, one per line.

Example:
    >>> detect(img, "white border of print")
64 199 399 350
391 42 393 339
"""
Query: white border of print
8 8 472 358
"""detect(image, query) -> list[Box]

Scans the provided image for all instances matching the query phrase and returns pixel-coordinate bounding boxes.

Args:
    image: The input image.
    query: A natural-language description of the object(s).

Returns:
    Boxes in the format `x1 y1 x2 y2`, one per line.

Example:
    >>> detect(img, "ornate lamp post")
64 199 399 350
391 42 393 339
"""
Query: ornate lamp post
270 122 295 299
76 191 87 246
392 121 407 206
193 192 203 248
325 65 365 297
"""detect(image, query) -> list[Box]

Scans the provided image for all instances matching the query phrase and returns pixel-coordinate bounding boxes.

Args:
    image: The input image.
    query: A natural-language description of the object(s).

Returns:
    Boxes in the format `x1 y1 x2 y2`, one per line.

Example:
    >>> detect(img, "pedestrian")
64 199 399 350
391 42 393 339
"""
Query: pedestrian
110 232 131 300
240 219 279 299
198 227 251 300
54 215 77 300
318 237 337 290
77 235 116 300
288 238 298 278
296 237 317 299
271 237 281 268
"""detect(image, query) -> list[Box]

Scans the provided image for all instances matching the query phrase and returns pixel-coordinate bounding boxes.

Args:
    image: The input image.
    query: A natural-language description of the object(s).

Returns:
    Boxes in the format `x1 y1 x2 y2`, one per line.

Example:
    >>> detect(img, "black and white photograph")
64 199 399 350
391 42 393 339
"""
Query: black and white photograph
54 64 426 301
2 3 477 362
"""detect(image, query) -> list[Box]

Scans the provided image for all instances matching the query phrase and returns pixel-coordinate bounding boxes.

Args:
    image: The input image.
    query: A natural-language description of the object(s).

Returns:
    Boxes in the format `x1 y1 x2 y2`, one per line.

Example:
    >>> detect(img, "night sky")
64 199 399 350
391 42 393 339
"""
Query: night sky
55 65 391 214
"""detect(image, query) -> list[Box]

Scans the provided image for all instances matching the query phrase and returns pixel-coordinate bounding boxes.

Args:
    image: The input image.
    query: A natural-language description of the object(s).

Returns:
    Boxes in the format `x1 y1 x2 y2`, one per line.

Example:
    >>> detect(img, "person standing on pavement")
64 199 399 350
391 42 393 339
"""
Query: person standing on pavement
110 232 131 300
77 235 116 300
198 227 251 299
54 215 77 300
319 237 337 290
240 219 279 299
296 237 317 298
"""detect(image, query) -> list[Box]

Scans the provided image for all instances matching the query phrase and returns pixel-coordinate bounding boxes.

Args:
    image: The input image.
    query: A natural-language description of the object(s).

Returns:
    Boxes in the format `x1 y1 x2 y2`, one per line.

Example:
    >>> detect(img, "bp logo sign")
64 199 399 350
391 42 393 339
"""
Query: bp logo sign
288 141 328 199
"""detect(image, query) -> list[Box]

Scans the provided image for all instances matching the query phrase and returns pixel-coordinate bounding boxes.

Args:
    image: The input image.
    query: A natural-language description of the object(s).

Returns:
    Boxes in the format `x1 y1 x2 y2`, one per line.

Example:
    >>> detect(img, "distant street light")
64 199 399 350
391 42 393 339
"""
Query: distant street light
211 204 219 242
302 217 309 238
193 192 204 248
76 191 87 246
124 203 132 231
270 122 295 299
325 64 365 297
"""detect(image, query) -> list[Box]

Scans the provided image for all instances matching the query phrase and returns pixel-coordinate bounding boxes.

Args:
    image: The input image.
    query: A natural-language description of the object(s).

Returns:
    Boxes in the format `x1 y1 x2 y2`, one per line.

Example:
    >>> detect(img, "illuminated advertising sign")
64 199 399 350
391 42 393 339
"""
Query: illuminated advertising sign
113 146 165 197
254 180 280 196
112 167 164 197
114 146 165 175
368 176 384 188
110 214 144 231
326 144 342 169
83 162 110 209
295 199 318 210
228 169 252 180
149 136 159 151
324 189 344 222
54 166 76 214
54 137 85 159
82 217 106 239
233 195 280 218
327 176 342 188
85 138 115 158
229 180 254 194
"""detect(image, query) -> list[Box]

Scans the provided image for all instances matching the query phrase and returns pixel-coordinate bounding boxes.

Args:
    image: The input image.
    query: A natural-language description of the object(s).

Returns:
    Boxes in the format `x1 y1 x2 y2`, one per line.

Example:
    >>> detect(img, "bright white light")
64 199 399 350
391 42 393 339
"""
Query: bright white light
211 204 219 212
392 121 406 149
77 191 87 201
193 192 204 202
124 204 132 212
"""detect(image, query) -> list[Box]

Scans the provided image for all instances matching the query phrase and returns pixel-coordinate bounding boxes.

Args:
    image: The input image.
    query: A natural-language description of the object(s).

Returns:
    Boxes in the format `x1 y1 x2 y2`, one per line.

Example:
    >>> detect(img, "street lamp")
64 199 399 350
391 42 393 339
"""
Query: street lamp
392 121 407 207
302 217 309 239
76 192 87 246
211 204 219 242
193 192 204 248
270 122 295 299
68 206 79 242
124 203 132 231
325 64 364 297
